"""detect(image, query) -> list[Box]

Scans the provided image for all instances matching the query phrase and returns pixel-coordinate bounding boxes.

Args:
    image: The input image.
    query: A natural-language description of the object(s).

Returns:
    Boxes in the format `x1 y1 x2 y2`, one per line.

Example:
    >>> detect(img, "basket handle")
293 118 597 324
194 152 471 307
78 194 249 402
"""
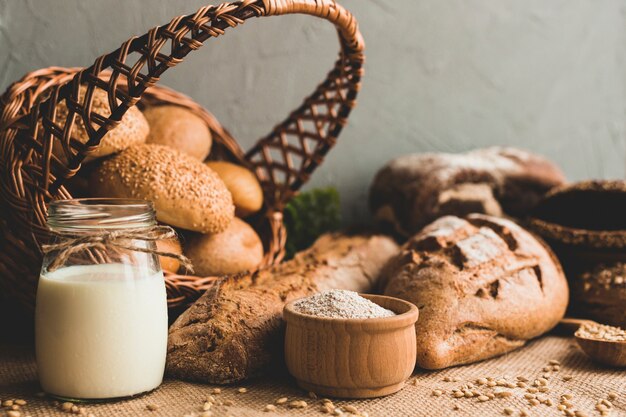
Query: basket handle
8 0 363 213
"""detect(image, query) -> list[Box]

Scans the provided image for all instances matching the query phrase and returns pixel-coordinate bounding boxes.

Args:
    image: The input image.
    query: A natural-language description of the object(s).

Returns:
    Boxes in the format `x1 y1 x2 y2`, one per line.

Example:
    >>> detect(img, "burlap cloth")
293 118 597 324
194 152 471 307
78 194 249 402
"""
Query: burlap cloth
1 336 624 417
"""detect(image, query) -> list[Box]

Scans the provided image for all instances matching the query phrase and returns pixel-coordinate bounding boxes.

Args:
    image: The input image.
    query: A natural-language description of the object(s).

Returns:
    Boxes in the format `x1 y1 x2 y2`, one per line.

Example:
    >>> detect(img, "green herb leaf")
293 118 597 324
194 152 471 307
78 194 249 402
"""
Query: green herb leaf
284 187 341 259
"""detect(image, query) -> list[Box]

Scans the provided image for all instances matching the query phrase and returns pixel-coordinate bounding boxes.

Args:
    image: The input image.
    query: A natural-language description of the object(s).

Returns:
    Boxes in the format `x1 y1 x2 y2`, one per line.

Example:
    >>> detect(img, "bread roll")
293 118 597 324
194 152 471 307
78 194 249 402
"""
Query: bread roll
370 147 566 236
143 105 212 161
54 87 149 162
90 144 234 233
205 161 263 217
382 214 568 369
156 237 183 273
185 218 263 276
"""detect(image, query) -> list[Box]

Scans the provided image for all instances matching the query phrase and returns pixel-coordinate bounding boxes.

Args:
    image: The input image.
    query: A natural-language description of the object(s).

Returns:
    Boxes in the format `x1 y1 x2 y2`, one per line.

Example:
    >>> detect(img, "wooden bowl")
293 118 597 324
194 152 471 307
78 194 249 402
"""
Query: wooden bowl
283 294 419 399
576 337 626 367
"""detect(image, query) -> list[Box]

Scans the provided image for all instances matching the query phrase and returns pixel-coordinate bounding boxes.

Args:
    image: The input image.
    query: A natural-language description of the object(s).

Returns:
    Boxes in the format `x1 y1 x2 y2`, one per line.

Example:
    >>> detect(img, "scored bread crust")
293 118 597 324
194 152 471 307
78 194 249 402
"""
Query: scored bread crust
382 214 569 369
90 144 234 233
369 147 566 236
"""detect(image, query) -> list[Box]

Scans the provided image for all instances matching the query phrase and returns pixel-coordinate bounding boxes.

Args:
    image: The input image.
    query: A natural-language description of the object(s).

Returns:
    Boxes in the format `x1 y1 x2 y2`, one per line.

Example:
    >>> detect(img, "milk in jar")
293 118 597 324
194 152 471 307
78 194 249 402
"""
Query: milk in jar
36 263 168 399
36 198 168 400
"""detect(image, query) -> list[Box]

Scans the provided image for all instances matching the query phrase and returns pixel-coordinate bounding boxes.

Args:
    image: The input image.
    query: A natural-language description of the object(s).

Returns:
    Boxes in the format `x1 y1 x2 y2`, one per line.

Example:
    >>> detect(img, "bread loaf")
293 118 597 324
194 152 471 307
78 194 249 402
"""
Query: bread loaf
382 214 568 369
143 105 212 161
89 144 234 233
573 262 626 328
54 87 149 162
370 147 566 236
156 237 183 273
185 218 264 276
205 161 263 217
167 232 399 383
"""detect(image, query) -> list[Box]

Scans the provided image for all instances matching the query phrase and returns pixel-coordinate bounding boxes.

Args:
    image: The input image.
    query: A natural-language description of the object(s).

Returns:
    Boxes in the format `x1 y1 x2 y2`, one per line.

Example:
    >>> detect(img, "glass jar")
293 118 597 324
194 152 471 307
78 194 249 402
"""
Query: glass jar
36 198 168 401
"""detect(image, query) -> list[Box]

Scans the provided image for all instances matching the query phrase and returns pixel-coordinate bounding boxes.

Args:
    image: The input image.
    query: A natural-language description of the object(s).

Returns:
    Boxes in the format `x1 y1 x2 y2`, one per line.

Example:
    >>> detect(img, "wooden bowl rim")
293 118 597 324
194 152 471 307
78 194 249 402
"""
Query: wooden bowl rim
283 293 419 330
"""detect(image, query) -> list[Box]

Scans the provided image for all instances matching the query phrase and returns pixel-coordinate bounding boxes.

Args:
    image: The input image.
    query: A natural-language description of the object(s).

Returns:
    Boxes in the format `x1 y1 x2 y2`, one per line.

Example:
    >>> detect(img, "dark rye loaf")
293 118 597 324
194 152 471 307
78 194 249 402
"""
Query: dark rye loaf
370 147 566 236
382 214 568 369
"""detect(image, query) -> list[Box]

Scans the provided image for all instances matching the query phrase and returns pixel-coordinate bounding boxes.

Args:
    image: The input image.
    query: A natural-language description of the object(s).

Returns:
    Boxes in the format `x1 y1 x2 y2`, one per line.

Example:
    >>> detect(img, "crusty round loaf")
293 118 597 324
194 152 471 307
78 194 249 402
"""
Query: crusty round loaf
54 87 149 161
185 218 264 276
156 237 183 273
370 147 566 236
89 144 234 233
382 214 569 369
143 105 212 161
205 161 263 217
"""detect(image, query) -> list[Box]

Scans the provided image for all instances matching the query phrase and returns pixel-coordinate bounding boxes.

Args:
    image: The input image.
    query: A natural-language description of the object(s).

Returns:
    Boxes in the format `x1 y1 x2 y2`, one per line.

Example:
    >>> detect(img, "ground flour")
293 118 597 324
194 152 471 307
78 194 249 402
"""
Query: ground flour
293 290 395 319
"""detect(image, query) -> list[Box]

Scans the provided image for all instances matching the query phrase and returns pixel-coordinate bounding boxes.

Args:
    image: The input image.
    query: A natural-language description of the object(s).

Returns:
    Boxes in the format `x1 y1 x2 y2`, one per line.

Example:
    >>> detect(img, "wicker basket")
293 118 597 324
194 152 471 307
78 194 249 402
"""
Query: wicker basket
0 0 364 313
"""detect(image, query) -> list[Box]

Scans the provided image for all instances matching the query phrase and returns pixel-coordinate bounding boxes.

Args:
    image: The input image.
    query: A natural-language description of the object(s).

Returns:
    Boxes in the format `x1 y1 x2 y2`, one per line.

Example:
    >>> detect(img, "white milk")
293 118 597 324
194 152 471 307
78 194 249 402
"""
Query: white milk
35 263 168 399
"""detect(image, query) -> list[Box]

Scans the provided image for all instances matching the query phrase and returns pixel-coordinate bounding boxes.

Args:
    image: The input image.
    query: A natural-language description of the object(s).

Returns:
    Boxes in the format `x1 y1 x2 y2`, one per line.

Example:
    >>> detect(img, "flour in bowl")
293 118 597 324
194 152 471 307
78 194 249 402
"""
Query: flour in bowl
293 290 395 319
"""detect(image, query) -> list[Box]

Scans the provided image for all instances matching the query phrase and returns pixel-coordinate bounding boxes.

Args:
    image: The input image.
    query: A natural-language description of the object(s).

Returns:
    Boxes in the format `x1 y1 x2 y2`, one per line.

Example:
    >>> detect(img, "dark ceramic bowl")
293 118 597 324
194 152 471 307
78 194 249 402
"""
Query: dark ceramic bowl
528 180 626 327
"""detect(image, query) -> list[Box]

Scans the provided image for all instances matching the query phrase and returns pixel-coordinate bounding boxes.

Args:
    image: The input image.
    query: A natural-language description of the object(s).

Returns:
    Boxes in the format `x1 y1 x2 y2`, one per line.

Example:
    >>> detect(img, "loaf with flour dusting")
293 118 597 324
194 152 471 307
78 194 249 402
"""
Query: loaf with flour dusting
370 147 566 236
167 232 399 383
382 214 568 369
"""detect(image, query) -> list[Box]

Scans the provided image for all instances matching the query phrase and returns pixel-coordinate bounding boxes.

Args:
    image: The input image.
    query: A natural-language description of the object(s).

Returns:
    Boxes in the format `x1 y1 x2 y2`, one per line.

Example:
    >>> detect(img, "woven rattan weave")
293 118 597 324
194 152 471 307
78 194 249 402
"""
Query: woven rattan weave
0 0 364 312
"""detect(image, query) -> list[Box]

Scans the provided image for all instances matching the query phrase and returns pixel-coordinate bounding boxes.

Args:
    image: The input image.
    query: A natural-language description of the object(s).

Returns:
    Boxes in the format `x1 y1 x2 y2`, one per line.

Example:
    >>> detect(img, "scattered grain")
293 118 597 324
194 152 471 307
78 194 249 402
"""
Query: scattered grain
7 411 21 417
275 397 288 405
503 407 515 416
146 404 158 411
343 405 358 413
432 390 443 397
211 388 221 394
288 400 307 409
264 404 276 412
563 375 573 382
237 387 248 393
14 400 26 406
477 395 490 402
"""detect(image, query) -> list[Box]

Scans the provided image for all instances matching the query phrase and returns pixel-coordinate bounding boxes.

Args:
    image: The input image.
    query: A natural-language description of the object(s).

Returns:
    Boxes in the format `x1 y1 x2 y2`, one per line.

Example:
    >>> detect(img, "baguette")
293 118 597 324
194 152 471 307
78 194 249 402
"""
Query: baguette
166 232 399 384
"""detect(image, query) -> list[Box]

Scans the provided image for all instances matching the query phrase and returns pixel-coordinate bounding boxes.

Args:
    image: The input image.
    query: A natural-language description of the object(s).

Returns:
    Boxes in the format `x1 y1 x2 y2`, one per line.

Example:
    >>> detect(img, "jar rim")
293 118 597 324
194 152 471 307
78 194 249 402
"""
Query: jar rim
47 198 156 232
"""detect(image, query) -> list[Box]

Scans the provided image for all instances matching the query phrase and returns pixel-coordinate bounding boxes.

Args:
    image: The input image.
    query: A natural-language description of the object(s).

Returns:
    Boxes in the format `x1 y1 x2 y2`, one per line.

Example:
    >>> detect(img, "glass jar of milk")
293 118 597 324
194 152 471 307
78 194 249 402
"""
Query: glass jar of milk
36 198 168 400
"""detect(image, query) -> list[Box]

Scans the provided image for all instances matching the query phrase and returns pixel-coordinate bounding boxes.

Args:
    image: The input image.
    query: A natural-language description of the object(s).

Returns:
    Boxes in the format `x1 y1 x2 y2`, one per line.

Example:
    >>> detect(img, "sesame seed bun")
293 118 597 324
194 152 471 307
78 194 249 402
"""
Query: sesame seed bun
184 218 264 276
89 144 234 233
54 87 149 162
205 161 263 217
143 105 212 161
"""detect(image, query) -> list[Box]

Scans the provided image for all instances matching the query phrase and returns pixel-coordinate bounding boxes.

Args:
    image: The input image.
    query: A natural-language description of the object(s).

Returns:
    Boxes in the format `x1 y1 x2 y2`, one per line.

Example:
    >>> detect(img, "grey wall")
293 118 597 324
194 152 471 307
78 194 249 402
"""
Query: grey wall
1 0 625 222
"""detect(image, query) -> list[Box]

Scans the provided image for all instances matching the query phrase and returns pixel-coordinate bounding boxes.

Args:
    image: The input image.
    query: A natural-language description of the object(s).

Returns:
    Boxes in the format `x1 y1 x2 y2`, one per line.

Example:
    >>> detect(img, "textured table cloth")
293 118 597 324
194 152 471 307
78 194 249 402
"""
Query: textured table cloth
0 336 624 417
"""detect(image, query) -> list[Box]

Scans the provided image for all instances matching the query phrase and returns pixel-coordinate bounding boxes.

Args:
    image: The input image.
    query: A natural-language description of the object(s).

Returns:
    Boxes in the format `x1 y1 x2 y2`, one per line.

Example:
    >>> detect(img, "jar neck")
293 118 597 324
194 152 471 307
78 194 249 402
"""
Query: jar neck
47 198 156 234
